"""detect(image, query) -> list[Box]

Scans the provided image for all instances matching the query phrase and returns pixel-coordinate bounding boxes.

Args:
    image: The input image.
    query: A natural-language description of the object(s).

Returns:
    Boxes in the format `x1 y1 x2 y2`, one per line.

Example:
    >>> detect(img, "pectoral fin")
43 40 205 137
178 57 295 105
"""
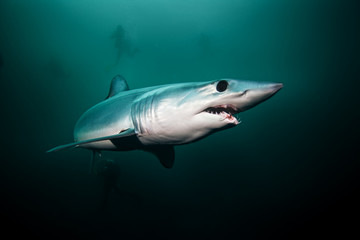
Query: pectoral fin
145 145 175 168
47 128 136 153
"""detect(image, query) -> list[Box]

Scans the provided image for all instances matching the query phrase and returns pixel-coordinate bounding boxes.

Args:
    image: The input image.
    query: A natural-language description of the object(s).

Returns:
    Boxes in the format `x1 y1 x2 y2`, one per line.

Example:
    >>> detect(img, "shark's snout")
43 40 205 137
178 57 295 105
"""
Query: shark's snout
235 82 283 112
260 82 283 98
268 83 283 91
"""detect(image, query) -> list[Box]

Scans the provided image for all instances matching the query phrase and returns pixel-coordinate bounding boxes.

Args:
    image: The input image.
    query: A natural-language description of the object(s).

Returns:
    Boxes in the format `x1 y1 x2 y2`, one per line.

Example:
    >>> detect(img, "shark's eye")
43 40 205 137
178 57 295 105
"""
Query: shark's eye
216 80 228 92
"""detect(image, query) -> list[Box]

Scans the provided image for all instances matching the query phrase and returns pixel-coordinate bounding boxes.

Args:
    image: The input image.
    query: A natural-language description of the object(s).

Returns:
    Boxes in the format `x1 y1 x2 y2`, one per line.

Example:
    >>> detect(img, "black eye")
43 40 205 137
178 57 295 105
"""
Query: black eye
216 80 228 92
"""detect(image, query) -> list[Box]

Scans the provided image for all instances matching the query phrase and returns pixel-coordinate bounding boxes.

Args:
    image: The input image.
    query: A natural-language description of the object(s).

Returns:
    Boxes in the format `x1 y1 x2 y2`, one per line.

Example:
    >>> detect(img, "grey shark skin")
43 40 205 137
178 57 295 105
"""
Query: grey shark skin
47 75 283 168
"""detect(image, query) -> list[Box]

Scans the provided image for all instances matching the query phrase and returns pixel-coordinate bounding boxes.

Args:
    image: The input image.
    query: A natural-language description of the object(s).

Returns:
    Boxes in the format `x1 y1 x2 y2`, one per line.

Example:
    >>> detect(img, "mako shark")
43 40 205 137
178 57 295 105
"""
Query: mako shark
47 75 282 168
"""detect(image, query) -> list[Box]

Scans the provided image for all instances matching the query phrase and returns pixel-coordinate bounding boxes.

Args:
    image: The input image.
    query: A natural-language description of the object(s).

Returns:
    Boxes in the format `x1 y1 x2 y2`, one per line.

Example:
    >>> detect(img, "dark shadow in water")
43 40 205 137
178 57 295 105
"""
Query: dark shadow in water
94 158 143 211
110 24 138 66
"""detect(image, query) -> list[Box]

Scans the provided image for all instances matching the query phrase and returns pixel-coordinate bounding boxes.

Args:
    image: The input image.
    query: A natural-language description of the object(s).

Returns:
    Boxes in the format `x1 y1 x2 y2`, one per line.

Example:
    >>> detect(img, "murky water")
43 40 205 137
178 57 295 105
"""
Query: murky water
0 0 358 238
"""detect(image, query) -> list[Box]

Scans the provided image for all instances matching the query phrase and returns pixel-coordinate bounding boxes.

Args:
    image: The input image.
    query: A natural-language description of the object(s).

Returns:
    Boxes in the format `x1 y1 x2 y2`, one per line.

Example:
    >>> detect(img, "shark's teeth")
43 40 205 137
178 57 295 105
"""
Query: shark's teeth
204 104 238 116
235 114 242 123
204 104 240 124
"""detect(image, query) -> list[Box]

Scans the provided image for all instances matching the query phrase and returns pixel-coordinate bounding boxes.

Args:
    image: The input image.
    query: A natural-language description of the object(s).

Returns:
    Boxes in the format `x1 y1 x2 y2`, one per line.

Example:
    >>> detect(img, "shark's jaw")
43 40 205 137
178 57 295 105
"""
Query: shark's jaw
203 104 240 125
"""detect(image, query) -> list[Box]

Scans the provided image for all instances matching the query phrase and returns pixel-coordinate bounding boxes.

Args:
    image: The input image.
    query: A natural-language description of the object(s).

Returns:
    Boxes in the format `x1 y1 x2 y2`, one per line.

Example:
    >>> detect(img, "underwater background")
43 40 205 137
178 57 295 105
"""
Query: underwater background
0 0 358 239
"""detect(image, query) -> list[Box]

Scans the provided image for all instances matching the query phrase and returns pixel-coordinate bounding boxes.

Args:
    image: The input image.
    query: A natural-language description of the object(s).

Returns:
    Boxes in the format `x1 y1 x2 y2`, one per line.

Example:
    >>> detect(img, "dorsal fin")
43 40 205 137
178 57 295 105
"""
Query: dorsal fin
106 74 129 99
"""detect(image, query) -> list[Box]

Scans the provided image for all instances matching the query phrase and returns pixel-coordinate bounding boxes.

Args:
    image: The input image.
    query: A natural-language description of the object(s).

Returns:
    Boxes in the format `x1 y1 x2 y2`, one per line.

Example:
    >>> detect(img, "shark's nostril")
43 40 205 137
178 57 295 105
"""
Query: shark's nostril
239 90 247 96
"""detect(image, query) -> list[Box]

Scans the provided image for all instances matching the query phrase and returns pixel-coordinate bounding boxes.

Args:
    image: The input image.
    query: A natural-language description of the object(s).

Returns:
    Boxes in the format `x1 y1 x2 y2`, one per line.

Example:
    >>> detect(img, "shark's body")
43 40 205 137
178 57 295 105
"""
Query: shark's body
48 75 282 168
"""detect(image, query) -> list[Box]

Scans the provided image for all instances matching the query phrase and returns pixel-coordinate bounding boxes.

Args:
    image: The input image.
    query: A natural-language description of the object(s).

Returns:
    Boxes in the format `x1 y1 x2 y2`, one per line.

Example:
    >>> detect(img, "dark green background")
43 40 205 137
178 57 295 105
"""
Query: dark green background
0 0 358 239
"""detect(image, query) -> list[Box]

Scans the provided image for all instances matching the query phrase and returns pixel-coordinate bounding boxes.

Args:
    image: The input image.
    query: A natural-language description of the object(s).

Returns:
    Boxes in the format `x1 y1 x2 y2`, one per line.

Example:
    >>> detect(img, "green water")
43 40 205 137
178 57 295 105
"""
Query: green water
0 0 358 239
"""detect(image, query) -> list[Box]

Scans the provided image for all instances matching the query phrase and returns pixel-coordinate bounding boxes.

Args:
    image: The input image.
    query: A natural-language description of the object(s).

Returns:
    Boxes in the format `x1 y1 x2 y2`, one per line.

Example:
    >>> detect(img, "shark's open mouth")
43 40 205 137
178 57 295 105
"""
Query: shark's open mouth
204 104 240 124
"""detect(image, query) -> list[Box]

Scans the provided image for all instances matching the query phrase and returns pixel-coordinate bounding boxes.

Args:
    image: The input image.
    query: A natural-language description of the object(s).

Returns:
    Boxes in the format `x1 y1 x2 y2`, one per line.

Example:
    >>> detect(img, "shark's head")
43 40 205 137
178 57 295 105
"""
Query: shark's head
134 79 283 145
193 79 283 129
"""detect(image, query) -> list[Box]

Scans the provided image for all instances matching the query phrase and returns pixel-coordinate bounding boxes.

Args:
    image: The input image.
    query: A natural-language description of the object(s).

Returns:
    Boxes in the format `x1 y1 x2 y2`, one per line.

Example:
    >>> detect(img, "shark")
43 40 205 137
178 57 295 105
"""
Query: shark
47 75 282 168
